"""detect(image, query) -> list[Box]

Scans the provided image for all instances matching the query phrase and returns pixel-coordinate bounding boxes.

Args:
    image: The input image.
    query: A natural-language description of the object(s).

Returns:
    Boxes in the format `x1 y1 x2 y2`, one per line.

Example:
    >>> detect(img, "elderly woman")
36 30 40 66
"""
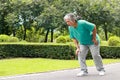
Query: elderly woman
64 13 105 77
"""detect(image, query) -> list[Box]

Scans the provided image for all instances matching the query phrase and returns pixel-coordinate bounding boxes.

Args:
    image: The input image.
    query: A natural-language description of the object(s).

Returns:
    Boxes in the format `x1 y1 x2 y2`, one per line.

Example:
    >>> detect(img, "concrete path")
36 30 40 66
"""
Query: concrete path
0 63 120 80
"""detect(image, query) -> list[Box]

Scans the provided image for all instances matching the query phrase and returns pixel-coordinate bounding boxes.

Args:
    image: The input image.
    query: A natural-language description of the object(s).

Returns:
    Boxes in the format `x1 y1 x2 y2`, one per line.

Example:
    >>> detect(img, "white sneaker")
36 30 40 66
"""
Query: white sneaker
77 71 88 77
99 71 105 76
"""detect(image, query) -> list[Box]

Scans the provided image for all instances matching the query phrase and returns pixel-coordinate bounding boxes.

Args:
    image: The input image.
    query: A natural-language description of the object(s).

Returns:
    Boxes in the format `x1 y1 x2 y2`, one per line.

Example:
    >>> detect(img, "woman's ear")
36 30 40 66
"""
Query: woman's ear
71 20 75 23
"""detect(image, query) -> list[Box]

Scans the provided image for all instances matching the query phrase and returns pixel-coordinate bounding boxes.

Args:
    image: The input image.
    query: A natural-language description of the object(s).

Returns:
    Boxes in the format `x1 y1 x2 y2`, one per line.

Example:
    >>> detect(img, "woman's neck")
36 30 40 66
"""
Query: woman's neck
73 22 77 28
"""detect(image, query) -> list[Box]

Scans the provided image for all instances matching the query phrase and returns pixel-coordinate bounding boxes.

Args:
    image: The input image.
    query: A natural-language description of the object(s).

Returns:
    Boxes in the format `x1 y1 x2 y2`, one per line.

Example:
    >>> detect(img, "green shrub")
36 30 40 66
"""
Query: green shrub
86 46 120 59
65 36 72 42
56 36 66 43
108 36 120 46
0 43 119 59
20 40 27 43
26 27 40 42
100 46 120 58
0 43 75 60
0 34 19 42
39 35 45 42
8 37 19 42
0 35 10 42
53 31 61 39
100 41 108 46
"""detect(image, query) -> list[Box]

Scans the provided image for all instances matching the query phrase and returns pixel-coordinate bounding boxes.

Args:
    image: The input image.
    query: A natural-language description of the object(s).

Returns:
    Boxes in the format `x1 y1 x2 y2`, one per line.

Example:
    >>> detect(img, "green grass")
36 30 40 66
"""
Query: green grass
0 58 120 76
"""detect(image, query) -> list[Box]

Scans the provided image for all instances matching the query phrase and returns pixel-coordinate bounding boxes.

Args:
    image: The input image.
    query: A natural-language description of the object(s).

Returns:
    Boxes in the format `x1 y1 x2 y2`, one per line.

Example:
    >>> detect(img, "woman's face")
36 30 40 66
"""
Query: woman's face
65 19 76 26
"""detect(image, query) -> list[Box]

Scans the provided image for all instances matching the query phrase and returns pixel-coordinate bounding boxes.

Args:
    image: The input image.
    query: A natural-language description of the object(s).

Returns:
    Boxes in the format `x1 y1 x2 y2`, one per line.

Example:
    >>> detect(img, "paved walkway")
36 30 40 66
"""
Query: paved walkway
0 63 120 80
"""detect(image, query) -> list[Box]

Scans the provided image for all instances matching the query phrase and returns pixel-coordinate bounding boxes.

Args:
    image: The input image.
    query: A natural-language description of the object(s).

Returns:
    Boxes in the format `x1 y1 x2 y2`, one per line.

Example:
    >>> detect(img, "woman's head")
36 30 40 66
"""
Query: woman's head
64 13 77 26
64 13 77 22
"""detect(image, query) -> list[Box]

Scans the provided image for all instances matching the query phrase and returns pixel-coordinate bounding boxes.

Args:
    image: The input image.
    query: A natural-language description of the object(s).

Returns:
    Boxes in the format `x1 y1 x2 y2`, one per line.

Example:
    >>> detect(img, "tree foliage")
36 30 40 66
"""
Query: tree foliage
0 0 120 42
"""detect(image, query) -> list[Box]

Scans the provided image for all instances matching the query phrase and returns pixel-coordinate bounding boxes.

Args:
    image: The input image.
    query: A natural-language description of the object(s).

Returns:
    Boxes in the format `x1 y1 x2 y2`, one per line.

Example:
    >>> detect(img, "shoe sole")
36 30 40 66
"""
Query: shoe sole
77 74 88 77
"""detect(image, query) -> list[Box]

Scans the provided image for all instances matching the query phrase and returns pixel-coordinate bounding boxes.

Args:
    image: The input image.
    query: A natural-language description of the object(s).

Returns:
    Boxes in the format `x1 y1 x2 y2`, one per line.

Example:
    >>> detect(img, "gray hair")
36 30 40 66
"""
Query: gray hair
64 13 77 21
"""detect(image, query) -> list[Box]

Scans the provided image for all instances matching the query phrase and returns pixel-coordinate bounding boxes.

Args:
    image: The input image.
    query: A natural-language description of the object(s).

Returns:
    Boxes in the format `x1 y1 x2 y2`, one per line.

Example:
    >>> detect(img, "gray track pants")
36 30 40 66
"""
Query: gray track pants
78 45 104 72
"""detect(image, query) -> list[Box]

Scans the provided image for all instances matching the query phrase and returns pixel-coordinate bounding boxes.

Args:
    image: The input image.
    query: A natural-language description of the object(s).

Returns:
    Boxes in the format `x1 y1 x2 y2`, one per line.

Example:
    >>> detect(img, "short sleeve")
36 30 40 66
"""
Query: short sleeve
84 20 95 31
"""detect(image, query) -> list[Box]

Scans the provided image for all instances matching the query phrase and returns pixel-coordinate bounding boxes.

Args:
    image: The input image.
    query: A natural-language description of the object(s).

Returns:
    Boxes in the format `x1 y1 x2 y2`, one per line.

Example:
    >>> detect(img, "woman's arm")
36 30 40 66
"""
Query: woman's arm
92 26 98 45
73 38 80 55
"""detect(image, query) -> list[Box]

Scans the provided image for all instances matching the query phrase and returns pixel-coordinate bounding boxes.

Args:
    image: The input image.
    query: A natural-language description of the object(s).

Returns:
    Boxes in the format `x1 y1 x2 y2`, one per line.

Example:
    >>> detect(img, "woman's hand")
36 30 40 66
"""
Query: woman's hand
76 48 80 56
92 39 98 45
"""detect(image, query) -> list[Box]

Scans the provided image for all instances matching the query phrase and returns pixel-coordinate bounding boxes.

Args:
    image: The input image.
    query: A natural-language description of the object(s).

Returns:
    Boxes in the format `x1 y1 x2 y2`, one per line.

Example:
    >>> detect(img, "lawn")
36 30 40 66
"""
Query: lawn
0 58 120 76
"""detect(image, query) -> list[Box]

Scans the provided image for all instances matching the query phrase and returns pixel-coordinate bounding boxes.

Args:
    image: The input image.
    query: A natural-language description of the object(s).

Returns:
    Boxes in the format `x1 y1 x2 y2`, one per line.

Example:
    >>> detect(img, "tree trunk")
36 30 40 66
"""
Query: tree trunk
1 12 9 35
103 24 108 41
1 15 5 34
12 29 16 37
51 29 54 42
23 28 26 40
44 28 49 42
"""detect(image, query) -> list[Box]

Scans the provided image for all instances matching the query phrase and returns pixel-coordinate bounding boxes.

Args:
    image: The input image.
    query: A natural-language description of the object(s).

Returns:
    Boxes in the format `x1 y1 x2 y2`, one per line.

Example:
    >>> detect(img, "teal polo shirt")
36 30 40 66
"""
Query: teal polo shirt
68 20 100 45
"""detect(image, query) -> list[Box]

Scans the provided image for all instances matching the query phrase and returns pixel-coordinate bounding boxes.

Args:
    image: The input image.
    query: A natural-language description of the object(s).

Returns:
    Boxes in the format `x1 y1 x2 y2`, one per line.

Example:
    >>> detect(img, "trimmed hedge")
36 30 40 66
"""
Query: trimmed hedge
85 46 120 59
100 46 120 58
0 43 119 59
0 43 75 60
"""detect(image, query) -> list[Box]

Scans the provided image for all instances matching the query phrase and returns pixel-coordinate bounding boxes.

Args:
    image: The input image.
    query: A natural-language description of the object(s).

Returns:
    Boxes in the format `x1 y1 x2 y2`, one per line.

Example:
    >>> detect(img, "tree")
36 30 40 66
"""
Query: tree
0 0 14 35
36 0 62 42
74 0 115 40
5 12 19 36
0 0 120 42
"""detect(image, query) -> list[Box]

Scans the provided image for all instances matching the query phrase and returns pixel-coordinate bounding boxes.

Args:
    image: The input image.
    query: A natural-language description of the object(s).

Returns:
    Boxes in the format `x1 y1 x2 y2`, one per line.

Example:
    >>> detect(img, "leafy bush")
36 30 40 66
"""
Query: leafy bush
65 36 72 42
0 43 119 59
86 46 120 59
108 36 120 46
100 46 120 59
0 35 19 42
0 43 75 60
53 31 61 39
56 36 66 43
26 27 40 42
100 41 108 46
0 35 10 42
39 35 45 42
8 37 19 42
